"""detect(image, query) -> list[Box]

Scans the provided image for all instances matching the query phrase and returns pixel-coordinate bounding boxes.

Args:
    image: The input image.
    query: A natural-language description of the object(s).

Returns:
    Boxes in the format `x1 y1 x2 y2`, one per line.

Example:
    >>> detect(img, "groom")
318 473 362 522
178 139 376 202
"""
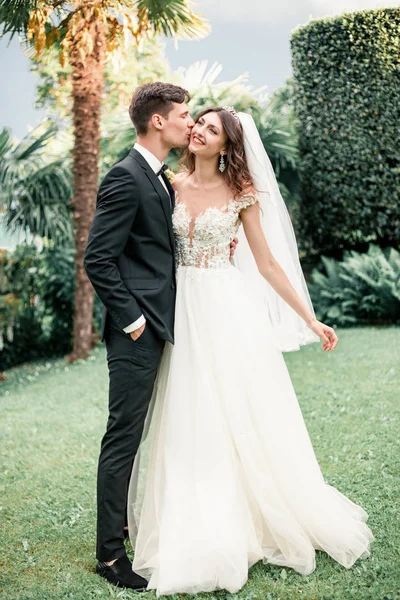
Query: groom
84 82 194 590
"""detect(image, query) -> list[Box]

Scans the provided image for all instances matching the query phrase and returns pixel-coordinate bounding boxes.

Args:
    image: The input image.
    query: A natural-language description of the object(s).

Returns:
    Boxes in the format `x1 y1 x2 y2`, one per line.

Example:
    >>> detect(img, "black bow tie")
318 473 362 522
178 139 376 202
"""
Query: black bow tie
156 164 169 177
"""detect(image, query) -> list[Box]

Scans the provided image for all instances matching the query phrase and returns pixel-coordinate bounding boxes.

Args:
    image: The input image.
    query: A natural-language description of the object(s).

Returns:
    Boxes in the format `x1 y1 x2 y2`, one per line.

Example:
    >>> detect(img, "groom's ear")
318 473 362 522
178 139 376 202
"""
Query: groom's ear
151 113 164 130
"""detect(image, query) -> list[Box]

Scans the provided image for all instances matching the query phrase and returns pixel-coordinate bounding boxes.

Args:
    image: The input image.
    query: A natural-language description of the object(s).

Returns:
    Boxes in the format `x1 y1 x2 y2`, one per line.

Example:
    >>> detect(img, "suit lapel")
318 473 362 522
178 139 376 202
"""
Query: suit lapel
129 149 175 252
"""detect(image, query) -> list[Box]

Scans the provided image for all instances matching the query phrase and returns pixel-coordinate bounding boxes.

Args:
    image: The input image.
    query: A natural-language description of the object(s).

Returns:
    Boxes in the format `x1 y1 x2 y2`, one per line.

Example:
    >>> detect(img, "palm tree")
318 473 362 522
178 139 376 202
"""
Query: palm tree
0 0 209 361
0 125 73 243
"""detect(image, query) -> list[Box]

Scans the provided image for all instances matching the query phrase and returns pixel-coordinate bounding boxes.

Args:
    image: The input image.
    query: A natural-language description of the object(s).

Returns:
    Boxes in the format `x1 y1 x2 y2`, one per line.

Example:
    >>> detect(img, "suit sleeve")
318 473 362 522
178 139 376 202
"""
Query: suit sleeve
84 165 143 330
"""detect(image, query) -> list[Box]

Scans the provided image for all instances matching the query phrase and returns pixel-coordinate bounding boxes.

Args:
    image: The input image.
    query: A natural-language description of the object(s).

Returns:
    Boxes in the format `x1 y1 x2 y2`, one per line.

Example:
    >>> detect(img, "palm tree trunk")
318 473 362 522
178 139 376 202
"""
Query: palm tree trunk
66 17 105 363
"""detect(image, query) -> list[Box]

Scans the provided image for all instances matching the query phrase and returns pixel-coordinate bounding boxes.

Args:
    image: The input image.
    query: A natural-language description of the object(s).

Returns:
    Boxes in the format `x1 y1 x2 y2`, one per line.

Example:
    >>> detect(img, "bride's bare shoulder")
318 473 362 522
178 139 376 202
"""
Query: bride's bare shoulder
235 183 258 213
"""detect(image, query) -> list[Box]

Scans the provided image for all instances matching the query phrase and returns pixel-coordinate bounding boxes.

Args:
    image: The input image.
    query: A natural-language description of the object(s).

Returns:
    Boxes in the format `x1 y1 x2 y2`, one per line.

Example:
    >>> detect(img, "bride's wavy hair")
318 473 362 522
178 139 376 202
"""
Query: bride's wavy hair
180 107 254 198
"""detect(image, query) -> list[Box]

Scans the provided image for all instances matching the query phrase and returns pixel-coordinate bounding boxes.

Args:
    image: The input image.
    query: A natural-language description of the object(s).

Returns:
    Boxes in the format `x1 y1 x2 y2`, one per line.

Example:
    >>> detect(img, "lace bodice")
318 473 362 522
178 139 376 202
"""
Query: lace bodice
172 195 257 269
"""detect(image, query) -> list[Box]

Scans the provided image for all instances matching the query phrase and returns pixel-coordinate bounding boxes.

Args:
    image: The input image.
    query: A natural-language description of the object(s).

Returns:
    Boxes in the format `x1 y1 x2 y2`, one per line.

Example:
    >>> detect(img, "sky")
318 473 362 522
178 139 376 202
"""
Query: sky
0 0 398 138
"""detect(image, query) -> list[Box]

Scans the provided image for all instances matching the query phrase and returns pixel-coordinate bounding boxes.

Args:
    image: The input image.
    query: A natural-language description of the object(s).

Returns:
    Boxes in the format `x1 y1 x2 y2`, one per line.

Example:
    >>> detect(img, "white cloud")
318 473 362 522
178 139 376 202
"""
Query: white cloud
195 0 400 23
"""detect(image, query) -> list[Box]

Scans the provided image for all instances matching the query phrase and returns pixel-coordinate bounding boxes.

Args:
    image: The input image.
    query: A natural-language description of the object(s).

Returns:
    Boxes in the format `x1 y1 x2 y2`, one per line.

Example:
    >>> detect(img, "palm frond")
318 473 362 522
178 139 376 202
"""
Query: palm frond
135 0 210 39
0 125 73 244
176 60 222 91
101 111 136 175
0 128 14 160
0 0 37 37
13 125 58 161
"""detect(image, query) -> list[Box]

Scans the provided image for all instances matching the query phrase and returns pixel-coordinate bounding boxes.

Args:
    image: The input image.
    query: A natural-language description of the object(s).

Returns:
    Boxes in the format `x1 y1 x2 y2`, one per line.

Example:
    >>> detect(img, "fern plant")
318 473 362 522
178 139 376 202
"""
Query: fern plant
309 245 400 326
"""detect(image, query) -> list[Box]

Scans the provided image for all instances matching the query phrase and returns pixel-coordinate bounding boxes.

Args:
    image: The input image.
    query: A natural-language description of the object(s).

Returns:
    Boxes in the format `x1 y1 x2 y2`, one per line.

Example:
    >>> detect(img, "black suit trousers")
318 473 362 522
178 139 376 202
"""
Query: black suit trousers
96 321 165 561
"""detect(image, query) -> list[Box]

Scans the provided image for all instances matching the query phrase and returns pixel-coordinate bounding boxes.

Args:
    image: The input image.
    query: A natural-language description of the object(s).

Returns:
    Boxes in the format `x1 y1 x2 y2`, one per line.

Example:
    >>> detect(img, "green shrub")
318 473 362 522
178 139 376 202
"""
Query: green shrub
309 245 400 326
0 242 104 371
0 244 47 370
37 244 75 355
0 244 75 370
291 8 400 256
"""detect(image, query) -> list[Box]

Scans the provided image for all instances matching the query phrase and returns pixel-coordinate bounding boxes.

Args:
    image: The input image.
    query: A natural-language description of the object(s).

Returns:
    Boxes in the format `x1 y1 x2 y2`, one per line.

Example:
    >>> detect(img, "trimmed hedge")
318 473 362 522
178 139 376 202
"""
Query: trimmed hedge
291 8 400 256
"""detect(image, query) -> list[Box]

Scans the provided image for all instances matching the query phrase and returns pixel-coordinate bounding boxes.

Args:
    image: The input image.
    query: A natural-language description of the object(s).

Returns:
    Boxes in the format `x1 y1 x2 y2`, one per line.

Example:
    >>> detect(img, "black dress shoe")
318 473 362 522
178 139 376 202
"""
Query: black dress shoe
96 554 148 590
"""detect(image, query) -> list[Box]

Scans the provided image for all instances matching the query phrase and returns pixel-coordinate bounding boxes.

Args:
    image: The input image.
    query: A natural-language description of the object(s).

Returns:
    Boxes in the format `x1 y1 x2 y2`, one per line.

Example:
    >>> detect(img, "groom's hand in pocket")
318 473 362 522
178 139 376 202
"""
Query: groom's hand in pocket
130 322 146 341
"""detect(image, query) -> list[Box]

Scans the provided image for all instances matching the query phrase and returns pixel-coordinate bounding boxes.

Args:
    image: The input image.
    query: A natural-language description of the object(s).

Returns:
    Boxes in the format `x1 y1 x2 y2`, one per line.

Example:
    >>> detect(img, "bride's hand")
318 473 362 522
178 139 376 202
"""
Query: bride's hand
307 318 338 352
229 237 239 261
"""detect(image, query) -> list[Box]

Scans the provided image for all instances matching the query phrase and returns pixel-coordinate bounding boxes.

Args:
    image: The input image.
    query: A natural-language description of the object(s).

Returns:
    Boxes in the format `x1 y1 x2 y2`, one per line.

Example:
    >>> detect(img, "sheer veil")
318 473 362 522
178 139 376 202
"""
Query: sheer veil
234 112 320 352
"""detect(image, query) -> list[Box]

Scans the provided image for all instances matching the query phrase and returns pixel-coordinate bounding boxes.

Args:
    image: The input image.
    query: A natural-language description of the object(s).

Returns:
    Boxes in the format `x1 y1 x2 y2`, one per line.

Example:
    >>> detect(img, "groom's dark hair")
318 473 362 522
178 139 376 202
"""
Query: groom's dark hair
129 82 191 135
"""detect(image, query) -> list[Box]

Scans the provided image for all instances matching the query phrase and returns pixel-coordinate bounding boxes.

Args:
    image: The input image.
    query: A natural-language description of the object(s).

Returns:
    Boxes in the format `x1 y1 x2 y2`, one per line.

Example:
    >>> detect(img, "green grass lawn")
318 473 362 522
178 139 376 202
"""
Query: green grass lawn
0 327 399 600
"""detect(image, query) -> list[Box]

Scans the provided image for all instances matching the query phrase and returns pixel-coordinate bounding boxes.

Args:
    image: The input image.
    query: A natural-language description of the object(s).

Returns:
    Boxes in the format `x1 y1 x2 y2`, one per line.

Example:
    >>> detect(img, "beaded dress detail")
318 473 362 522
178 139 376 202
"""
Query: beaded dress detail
173 195 256 269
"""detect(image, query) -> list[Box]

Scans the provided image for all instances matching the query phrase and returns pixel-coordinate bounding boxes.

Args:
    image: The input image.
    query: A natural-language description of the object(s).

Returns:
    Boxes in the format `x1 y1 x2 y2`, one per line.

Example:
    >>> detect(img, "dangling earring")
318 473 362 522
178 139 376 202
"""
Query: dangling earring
219 154 226 173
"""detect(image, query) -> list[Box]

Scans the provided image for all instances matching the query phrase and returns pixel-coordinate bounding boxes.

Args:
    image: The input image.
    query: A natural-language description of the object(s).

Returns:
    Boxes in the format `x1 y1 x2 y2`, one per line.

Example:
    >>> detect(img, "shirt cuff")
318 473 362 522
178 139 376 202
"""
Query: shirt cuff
123 315 146 333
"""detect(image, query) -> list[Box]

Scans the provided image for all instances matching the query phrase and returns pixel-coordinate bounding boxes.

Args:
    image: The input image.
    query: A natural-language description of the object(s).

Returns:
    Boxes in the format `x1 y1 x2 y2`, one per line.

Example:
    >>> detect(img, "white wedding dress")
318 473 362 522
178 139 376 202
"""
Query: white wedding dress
128 194 373 596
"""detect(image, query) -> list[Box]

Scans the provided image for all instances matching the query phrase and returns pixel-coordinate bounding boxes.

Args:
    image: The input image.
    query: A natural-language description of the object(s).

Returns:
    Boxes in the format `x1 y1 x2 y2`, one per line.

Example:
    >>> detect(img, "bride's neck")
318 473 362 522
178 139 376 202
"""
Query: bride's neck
192 156 221 187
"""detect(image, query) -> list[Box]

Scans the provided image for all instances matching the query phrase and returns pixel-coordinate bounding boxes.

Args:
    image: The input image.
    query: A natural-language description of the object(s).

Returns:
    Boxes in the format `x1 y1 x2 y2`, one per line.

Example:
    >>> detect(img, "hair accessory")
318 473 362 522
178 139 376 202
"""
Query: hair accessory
219 154 226 173
222 106 240 122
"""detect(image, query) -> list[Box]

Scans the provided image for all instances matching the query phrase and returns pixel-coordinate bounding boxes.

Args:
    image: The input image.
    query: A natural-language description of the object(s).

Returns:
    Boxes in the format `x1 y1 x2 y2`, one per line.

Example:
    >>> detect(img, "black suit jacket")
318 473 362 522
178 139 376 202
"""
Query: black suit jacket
84 148 176 343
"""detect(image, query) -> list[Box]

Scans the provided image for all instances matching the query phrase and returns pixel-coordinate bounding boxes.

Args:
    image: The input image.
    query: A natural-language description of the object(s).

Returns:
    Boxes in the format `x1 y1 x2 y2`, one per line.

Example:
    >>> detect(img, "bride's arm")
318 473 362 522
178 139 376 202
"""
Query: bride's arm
240 204 338 351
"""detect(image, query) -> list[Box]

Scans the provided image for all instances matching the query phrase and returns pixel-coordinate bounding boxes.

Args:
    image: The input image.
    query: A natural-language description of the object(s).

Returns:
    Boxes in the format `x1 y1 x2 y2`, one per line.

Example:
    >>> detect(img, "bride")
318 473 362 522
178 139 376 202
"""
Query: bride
127 106 373 595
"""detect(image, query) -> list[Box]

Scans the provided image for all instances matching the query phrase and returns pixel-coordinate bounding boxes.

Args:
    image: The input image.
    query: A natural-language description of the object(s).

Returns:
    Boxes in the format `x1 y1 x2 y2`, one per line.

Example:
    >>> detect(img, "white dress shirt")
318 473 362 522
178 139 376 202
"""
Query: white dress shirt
123 143 171 334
